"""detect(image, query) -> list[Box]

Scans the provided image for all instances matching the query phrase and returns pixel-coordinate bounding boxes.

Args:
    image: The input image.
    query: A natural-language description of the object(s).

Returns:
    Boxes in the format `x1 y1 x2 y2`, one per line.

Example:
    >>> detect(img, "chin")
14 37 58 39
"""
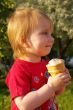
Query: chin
45 50 51 56
41 52 50 57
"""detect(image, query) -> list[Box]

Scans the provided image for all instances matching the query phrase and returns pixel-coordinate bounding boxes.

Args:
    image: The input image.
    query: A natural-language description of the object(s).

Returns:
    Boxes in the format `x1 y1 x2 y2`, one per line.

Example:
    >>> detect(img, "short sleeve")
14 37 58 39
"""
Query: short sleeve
5 63 31 100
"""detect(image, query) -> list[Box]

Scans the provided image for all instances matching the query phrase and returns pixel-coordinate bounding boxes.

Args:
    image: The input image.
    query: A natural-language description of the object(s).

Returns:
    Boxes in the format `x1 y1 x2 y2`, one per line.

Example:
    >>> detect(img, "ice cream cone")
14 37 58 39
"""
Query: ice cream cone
46 58 66 77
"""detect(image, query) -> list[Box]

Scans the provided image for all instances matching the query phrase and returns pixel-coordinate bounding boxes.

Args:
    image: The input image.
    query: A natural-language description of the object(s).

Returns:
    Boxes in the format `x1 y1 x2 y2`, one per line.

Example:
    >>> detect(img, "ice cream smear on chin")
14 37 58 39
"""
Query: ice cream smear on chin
46 58 65 77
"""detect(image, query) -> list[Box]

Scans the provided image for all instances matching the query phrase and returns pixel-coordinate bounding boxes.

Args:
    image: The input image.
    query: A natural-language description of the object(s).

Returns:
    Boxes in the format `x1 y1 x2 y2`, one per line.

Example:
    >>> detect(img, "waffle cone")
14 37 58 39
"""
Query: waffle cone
46 60 65 77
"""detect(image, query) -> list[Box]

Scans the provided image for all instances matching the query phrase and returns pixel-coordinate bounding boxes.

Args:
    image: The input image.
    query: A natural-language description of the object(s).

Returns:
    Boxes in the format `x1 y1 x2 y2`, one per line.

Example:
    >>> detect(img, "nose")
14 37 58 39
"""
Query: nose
48 35 54 44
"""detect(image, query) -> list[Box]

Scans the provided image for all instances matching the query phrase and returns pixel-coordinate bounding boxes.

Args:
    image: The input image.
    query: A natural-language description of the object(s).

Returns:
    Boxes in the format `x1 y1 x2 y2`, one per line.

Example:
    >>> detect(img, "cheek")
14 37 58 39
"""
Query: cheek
33 41 41 49
30 37 42 48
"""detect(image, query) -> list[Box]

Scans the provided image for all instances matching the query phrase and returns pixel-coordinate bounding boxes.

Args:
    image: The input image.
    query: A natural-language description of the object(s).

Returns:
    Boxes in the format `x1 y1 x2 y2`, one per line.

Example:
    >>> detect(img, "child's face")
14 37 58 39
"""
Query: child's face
25 18 54 57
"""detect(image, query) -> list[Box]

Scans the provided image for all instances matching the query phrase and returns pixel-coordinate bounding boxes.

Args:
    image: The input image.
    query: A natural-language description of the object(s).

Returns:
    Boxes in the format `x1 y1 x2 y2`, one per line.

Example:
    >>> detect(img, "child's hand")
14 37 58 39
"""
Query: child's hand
63 68 71 87
47 69 71 92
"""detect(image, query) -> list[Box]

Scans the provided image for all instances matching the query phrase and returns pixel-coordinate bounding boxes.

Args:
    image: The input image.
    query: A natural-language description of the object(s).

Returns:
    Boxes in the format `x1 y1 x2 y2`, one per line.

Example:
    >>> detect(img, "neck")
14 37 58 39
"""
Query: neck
19 54 41 63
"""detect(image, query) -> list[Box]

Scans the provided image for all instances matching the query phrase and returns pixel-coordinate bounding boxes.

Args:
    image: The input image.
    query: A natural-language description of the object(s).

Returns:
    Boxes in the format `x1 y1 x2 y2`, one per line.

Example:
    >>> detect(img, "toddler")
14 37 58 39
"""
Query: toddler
5 7 71 110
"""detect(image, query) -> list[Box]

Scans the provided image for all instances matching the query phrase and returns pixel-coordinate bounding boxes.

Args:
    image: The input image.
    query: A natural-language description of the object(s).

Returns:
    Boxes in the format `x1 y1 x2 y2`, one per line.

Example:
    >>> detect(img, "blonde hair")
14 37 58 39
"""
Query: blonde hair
7 7 53 59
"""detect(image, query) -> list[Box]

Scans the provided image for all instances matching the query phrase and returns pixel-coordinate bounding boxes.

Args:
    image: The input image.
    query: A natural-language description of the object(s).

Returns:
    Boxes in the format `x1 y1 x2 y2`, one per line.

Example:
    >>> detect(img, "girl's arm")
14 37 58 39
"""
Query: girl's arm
14 72 71 110
14 84 55 110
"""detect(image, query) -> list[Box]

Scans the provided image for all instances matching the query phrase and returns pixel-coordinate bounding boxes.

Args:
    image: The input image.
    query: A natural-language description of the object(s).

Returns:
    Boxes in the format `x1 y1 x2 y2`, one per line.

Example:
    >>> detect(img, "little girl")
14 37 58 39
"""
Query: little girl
5 7 71 110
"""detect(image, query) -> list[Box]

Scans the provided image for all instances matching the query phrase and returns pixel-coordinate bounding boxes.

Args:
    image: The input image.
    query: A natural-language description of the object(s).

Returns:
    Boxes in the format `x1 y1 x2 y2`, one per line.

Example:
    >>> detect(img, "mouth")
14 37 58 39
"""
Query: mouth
45 45 51 47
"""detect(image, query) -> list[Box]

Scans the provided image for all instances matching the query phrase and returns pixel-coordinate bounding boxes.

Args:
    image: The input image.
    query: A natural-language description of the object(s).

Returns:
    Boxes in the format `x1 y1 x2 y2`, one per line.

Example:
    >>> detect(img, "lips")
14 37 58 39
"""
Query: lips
45 45 51 47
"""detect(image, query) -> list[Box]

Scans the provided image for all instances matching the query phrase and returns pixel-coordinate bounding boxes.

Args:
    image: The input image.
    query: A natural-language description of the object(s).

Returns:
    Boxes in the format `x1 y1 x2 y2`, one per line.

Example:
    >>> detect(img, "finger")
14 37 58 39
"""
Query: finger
58 71 70 77
63 77 71 83
64 81 71 86
65 68 70 74
61 74 71 80
57 73 66 77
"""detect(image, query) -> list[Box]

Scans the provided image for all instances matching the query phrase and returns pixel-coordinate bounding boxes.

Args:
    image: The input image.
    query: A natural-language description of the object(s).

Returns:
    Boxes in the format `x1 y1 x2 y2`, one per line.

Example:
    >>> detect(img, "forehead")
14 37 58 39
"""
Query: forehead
35 17 53 33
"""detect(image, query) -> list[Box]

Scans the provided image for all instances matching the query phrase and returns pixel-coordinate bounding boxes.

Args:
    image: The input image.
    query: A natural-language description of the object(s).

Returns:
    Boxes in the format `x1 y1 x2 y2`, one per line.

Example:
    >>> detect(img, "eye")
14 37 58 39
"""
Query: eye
42 32 48 35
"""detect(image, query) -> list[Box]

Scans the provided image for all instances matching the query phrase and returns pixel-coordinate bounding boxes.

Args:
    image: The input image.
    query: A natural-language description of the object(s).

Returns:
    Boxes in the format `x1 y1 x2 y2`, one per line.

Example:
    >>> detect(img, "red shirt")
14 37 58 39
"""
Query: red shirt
5 59 58 110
